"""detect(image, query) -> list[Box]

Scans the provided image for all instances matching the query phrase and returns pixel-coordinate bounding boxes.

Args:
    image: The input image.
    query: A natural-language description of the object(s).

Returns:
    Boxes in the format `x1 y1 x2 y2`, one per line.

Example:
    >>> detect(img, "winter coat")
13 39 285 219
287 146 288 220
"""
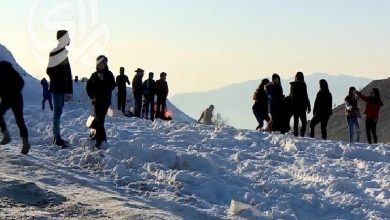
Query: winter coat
132 74 143 97
198 108 213 125
86 67 116 105
265 83 283 114
142 79 156 100
357 93 383 120
345 95 360 119
41 79 51 98
289 81 311 113
46 46 73 94
313 90 332 118
116 74 130 92
155 79 169 98
0 61 24 100
252 88 269 114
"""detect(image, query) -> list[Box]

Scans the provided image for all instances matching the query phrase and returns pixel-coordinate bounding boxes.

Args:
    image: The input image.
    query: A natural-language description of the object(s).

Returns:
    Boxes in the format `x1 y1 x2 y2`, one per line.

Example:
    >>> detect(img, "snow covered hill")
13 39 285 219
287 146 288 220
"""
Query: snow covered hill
1 43 390 219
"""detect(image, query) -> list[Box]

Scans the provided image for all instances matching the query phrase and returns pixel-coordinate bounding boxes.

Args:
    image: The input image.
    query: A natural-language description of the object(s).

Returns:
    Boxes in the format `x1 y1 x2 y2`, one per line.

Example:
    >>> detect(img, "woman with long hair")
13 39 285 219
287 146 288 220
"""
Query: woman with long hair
357 88 383 144
253 78 270 130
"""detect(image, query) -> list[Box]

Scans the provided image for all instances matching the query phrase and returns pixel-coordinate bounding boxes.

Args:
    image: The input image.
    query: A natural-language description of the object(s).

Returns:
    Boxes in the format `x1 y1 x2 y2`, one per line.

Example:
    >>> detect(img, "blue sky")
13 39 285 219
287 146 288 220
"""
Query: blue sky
1 0 390 95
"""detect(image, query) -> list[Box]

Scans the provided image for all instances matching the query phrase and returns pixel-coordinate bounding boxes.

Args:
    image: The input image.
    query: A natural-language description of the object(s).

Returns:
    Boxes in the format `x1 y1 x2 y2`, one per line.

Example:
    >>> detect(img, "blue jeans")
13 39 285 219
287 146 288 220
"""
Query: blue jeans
347 117 360 143
52 93 65 138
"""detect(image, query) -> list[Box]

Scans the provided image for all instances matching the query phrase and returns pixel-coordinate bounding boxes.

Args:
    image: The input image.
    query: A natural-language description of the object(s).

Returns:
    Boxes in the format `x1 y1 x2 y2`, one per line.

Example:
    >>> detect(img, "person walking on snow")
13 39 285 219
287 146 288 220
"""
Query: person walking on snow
0 61 30 154
86 55 116 149
132 68 144 117
155 72 169 119
46 30 73 148
198 105 214 125
289 72 311 137
345 86 361 143
142 72 156 120
310 79 332 139
253 78 271 131
41 78 53 110
356 88 383 144
116 67 130 113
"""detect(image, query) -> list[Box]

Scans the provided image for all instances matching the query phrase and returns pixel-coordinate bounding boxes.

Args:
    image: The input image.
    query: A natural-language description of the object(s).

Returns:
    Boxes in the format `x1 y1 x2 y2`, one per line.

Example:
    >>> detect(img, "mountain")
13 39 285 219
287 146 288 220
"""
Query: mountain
171 73 372 129
324 78 390 143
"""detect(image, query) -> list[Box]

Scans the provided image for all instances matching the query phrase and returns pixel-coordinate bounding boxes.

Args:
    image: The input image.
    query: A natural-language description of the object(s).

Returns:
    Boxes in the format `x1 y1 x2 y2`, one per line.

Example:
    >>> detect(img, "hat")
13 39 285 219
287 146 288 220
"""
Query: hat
135 68 144 73
57 30 68 40
160 72 167 76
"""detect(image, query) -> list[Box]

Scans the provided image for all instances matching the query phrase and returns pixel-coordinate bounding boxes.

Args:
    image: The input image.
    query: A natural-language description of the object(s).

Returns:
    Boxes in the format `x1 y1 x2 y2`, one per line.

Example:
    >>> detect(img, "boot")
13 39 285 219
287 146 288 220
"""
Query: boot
0 131 11 145
21 136 30 155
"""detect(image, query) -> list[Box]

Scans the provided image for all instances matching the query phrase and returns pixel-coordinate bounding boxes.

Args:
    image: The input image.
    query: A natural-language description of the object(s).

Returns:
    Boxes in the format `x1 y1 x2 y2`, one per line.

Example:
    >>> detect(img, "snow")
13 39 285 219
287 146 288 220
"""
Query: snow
1 43 390 219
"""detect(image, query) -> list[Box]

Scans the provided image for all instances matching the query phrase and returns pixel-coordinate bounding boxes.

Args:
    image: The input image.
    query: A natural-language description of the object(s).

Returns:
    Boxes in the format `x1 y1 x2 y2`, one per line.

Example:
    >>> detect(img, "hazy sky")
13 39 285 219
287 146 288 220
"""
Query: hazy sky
1 0 390 95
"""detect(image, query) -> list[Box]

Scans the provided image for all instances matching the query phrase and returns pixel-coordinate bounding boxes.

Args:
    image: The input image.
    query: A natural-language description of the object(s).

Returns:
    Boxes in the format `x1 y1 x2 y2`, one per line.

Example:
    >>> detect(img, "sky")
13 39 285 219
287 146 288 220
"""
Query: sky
1 0 390 96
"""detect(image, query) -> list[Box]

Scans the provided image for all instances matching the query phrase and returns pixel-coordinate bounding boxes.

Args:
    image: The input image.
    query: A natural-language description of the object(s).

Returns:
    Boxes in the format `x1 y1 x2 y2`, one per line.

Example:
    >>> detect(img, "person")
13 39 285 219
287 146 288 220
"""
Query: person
132 68 144 117
46 30 73 148
142 72 156 120
265 73 284 132
75 76 79 82
0 61 30 154
41 78 53 110
116 67 130 113
155 72 169 119
252 78 271 131
310 79 332 139
198 105 214 125
86 55 116 149
345 86 361 143
289 72 311 137
356 88 383 144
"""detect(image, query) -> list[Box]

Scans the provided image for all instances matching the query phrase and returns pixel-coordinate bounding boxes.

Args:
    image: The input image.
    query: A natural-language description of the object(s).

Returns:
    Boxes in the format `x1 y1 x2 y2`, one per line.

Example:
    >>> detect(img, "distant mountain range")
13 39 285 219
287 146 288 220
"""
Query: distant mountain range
171 73 372 129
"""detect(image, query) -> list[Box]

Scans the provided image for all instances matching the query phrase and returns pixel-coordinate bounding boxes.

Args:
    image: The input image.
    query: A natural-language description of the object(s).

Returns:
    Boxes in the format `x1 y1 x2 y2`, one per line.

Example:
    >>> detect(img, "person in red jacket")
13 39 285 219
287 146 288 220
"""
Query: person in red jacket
155 72 169 119
356 88 383 144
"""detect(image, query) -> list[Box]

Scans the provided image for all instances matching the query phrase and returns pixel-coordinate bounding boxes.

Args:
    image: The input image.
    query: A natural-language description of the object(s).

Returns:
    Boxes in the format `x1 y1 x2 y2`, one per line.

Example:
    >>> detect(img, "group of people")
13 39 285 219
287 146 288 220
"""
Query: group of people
127 68 169 120
252 72 383 144
0 29 386 155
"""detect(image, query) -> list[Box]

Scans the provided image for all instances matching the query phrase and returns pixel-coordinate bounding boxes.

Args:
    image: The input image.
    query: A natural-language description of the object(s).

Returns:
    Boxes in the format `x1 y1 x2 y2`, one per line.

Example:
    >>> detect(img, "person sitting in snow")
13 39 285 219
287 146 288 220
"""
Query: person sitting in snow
198 105 214 125
0 61 30 154
86 55 116 149
41 78 53 110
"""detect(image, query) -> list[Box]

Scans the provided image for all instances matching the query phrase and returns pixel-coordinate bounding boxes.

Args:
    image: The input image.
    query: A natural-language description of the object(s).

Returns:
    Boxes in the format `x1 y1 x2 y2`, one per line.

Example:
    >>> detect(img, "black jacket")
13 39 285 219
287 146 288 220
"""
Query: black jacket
132 75 143 96
0 61 24 100
46 47 73 94
116 74 130 92
313 90 332 117
252 89 269 114
155 79 169 98
289 81 310 112
142 79 156 99
86 68 116 105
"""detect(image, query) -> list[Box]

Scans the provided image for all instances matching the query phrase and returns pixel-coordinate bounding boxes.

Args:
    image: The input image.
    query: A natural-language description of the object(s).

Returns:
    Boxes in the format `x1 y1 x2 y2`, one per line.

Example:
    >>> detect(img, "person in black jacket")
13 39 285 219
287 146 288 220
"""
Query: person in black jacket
265 73 284 132
86 55 116 149
289 72 311 137
116 67 130 113
310 79 332 139
132 68 144 117
41 78 53 110
253 78 270 131
0 61 30 154
142 72 156 120
46 30 73 148
155 72 169 119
